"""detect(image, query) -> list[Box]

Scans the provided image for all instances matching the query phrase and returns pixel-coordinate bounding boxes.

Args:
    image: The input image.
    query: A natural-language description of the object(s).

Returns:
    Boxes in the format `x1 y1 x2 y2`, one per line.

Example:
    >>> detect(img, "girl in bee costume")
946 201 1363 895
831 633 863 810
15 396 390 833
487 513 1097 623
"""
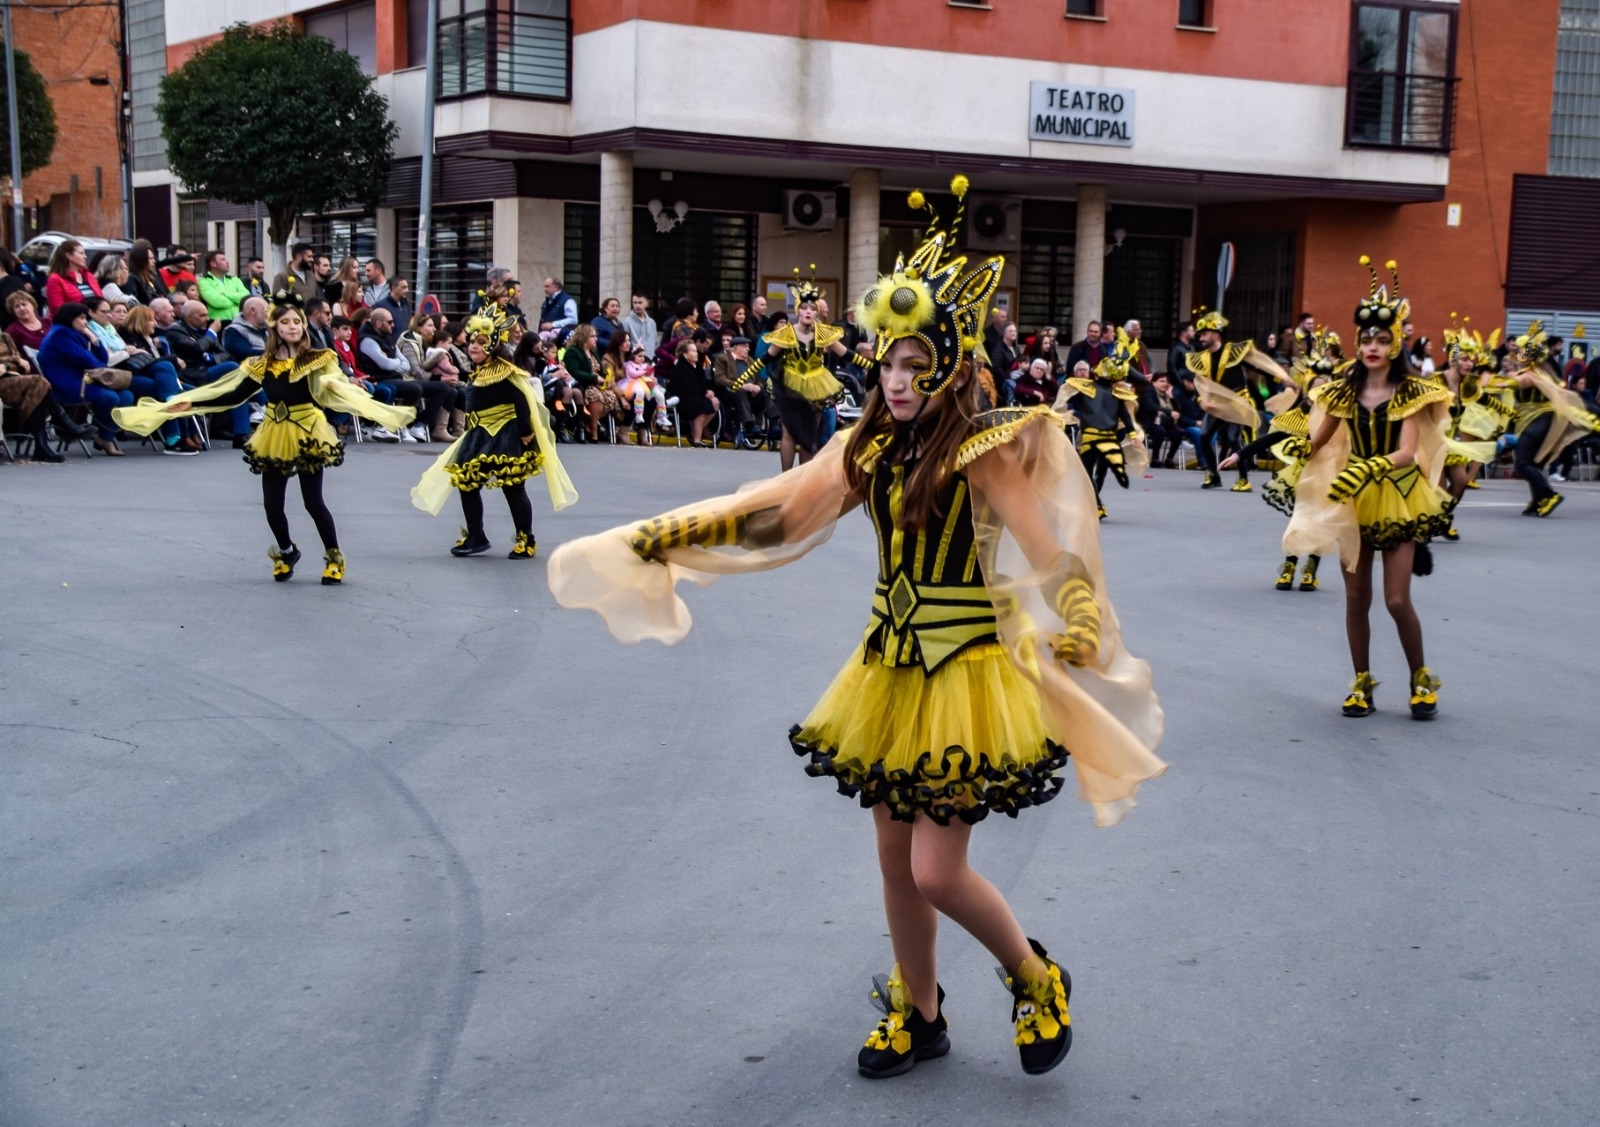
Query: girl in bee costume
410 308 577 557
1502 320 1600 518
1052 327 1146 520
1436 318 1508 540
548 177 1164 1083
1285 259 1457 720
1221 327 1345 591
113 290 416 584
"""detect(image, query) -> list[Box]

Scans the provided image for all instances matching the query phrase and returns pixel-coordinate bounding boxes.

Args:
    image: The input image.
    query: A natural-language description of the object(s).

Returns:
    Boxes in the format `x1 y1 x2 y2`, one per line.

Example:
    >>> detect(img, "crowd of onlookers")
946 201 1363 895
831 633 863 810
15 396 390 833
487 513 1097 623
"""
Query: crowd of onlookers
6 243 1596 479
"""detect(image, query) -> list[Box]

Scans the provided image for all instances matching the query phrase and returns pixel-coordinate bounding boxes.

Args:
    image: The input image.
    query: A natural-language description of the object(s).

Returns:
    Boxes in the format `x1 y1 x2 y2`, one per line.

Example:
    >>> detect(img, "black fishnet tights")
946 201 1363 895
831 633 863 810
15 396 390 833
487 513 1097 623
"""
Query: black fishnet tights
262 470 338 552
460 482 533 536
1340 542 1424 675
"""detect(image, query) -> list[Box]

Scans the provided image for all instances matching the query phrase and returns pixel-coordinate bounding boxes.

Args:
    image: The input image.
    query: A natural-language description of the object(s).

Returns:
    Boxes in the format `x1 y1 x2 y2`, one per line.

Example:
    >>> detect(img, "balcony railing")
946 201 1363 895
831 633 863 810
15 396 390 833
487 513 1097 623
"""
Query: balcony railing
1345 71 1458 153
437 3 571 103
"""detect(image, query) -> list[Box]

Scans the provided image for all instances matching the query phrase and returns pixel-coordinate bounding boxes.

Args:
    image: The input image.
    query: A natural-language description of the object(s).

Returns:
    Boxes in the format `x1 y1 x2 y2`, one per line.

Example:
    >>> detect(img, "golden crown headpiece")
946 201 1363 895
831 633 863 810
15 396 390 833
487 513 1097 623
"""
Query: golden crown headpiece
1291 326 1345 386
465 306 514 351
855 174 1003 396
789 264 824 307
1442 312 1500 371
1515 319 1550 367
1354 256 1409 357
1094 326 1136 381
1193 306 1228 334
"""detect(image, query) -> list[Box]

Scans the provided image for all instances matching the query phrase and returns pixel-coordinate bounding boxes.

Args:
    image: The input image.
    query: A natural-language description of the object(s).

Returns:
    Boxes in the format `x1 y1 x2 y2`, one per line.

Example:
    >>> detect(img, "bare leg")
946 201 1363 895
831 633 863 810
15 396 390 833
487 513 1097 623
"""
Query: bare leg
908 816 1033 975
1342 544 1375 673
872 807 939 1019
1381 542 1425 671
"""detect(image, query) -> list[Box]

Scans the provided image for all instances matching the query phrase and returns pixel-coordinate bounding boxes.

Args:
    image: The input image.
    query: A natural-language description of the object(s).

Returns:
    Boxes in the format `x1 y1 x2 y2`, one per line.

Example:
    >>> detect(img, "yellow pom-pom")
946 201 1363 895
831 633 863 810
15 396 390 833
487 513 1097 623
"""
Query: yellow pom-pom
1464 316 1471 323
907 189 925 210
950 174 969 199
1358 255 1371 266
1385 259 1397 271
809 263 816 271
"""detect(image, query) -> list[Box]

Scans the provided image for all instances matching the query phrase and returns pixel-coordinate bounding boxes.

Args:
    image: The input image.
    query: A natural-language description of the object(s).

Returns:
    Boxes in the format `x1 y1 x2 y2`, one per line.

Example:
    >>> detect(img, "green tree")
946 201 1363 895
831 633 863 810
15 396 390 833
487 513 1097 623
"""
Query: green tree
0 43 59 179
156 22 397 269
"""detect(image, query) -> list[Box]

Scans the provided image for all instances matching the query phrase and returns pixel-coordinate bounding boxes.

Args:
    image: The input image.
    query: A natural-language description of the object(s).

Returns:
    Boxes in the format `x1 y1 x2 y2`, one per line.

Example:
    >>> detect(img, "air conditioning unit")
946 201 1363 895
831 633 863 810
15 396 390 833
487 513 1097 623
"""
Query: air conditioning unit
783 189 837 232
966 194 1023 252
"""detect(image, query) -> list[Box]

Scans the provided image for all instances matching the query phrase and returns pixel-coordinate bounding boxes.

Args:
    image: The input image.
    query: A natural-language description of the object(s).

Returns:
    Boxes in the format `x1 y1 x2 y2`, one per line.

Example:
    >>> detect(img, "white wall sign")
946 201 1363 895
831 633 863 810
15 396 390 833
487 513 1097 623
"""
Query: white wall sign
1029 82 1135 148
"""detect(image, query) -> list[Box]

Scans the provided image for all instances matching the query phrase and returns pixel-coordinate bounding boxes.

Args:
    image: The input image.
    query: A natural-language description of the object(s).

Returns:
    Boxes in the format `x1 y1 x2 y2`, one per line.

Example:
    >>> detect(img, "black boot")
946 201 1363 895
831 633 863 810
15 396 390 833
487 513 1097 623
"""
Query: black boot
857 968 950 1079
451 527 492 557
999 939 1072 1076
1276 556 1298 591
29 425 64 462
48 402 95 441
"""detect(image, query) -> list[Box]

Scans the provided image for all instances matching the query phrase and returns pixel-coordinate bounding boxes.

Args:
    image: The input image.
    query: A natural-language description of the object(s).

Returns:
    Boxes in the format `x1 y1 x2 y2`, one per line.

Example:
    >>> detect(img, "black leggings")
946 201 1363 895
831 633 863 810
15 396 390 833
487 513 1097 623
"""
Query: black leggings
262 470 338 551
1198 415 1250 477
460 482 533 537
1513 415 1555 503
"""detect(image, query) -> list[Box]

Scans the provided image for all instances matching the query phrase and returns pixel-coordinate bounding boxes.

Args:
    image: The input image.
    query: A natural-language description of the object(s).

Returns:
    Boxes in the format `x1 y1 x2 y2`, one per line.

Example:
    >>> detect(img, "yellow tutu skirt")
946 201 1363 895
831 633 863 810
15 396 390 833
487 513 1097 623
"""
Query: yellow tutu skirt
789 642 1069 825
242 413 344 476
1352 465 1454 551
783 365 844 405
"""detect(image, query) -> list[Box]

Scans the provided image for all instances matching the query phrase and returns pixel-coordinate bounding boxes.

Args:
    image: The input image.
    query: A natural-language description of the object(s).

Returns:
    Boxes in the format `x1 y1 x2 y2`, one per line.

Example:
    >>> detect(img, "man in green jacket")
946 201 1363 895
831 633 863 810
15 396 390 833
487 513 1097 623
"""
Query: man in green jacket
197 251 249 324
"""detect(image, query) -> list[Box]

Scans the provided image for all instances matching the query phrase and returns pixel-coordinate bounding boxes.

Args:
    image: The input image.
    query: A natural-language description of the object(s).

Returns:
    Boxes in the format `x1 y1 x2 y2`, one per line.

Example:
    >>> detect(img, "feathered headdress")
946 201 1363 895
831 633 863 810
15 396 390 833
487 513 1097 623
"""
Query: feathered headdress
1442 312 1500 371
1515 319 1550 368
854 175 1003 396
1193 306 1228 334
465 304 515 351
1354 256 1409 357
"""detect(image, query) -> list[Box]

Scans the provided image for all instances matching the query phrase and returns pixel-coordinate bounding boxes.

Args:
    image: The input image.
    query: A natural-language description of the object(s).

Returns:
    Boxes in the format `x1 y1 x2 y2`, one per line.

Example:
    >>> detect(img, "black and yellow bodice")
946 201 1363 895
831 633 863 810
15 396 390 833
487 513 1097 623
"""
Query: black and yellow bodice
1312 375 1449 457
1062 376 1135 432
1185 342 1253 392
757 322 848 403
1510 377 1552 431
463 358 533 437
862 455 995 676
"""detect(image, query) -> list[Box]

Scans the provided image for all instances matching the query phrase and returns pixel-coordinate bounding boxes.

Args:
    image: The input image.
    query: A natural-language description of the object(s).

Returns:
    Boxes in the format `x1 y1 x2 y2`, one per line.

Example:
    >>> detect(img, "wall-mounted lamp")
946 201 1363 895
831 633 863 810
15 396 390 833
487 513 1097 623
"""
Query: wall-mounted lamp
647 199 689 234
1104 226 1127 257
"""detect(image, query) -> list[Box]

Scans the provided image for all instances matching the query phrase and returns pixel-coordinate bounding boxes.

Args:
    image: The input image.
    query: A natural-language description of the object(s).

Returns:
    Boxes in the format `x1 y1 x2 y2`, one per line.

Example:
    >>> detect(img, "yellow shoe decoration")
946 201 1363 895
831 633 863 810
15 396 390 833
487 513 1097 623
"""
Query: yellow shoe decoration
1230 478 1252 492
1465 479 1480 489
1342 671 1377 717
1002 939 1073 1075
268 543 300 582
1409 667 1440 719
1299 556 1320 591
1276 558 1296 591
321 548 345 586
508 531 538 559
864 967 914 1056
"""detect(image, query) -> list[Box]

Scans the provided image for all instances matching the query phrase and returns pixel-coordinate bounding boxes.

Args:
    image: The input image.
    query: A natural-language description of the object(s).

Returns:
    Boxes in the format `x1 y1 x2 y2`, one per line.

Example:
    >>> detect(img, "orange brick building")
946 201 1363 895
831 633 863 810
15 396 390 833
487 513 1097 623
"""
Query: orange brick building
10 0 126 241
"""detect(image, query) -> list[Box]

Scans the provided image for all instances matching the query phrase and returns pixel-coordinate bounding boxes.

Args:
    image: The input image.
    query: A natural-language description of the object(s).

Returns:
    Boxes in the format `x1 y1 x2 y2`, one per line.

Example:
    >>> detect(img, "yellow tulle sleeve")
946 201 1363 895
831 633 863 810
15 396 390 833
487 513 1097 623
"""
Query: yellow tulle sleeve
1525 367 1600 463
307 359 417 431
547 435 860 645
962 414 1166 826
1282 404 1361 567
111 362 261 436
1193 373 1261 430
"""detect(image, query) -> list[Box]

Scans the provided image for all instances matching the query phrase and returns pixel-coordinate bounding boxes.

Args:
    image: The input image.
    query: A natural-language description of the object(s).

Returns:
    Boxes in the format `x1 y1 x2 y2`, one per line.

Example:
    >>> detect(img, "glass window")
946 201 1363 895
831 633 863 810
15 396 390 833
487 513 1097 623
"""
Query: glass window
1347 2 1458 151
237 218 259 264
305 213 378 264
306 2 378 77
1017 237 1076 338
438 0 570 101
407 0 430 68
1177 0 1208 28
1103 237 1181 349
178 197 208 254
1550 3 1600 176
630 209 756 322
563 202 599 321
1065 0 1100 14
396 204 493 317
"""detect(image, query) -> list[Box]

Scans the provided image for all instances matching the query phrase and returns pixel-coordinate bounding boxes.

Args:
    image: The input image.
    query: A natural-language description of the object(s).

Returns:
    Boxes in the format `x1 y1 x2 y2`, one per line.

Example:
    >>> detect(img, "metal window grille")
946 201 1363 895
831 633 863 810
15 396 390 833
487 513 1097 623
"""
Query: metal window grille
1345 2 1459 152
1204 233 1295 349
397 204 494 317
630 209 756 325
178 198 208 254
438 0 571 102
1103 236 1181 349
1551 1 1600 177
304 214 378 265
1177 0 1207 27
1018 237 1077 337
563 202 599 321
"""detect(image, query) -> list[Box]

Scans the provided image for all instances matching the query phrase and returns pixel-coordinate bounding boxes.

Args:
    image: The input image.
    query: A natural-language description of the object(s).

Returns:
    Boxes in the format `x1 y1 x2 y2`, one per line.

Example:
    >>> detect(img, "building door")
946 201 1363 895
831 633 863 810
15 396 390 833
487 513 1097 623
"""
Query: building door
1018 235 1076 339
632 210 756 323
1204 232 1295 347
1103 236 1182 348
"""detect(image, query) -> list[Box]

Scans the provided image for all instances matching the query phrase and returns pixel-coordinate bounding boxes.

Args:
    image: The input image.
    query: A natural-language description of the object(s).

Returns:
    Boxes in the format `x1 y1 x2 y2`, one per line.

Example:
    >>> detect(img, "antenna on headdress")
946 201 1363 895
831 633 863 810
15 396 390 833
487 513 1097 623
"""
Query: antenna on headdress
1358 255 1380 298
947 175 970 248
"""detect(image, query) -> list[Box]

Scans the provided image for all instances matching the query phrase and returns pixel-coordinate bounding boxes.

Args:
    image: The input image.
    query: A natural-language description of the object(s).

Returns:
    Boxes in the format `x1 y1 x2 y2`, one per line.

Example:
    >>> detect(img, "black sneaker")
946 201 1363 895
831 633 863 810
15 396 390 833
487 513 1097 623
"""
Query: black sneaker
451 528 492 557
857 972 949 1080
1535 494 1564 518
1000 939 1072 1076
1409 667 1440 719
269 543 301 582
1201 473 1222 489
507 531 537 560
1342 671 1377 717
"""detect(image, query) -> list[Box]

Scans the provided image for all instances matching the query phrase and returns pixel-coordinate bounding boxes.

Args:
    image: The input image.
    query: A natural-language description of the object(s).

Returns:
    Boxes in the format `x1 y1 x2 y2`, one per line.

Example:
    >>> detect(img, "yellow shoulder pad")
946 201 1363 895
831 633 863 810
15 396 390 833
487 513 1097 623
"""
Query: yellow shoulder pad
1309 379 1358 419
955 406 1060 470
762 323 799 351
1388 375 1452 420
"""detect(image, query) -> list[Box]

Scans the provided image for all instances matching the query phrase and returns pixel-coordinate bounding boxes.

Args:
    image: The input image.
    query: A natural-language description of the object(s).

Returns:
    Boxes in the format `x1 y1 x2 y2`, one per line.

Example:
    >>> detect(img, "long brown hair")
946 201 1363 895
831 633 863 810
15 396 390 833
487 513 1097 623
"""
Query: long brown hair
843 356 985 532
266 308 312 359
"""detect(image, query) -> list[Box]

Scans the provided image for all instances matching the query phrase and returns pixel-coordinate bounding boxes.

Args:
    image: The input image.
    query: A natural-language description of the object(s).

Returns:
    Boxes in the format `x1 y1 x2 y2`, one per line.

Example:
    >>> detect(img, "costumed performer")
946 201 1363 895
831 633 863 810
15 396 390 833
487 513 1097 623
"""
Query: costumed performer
1052 327 1147 520
1284 258 1455 720
113 289 417 584
410 307 578 557
1503 320 1600 518
1186 307 1292 491
548 178 1165 1082
1436 316 1508 539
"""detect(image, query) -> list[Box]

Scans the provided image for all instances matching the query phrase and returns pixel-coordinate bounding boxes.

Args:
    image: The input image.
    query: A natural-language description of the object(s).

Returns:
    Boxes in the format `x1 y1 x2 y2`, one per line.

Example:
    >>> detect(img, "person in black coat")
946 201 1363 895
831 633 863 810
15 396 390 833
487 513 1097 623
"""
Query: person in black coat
666 335 719 446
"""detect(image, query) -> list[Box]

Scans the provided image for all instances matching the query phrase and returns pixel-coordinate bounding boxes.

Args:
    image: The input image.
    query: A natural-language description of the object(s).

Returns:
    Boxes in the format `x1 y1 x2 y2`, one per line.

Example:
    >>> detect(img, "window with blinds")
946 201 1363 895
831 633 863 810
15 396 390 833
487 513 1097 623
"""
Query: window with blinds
1551 2 1600 177
563 202 599 321
305 214 378 265
1017 237 1077 335
631 210 756 320
1200 233 1295 348
1103 237 1181 348
396 204 494 317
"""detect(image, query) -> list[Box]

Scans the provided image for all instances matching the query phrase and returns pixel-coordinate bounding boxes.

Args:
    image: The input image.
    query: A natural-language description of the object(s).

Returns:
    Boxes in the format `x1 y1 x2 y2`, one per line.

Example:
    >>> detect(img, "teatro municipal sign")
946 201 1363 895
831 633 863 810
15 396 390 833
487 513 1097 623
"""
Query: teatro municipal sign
1029 82 1136 148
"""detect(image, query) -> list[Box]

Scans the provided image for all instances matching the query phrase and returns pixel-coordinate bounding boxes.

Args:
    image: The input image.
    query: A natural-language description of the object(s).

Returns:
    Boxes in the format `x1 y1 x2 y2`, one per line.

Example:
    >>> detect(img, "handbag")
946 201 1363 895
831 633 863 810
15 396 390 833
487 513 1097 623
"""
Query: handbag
122 352 158 372
86 367 131 390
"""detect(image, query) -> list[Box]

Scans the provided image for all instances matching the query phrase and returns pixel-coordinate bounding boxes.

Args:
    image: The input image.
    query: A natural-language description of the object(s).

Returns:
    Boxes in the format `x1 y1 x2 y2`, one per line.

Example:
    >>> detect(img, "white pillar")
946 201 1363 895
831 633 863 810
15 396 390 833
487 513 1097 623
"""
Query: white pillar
599 150 633 306
376 207 398 277
847 168 880 303
1073 185 1106 329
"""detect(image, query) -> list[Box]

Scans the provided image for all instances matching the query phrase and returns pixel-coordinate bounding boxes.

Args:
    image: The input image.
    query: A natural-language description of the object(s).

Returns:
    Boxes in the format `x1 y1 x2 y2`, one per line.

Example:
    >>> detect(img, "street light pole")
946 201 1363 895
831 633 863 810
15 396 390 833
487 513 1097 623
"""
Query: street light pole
3 0 25 249
117 0 132 239
415 0 438 300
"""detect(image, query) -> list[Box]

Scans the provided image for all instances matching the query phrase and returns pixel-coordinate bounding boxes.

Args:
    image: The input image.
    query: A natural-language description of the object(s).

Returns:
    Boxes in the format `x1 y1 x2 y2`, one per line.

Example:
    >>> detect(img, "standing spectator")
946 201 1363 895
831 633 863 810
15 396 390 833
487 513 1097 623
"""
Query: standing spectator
1097 321 1117 359
1291 312 1316 358
982 306 1008 357
44 240 104 313
125 240 170 306
304 298 335 350
621 292 659 359
242 257 271 300
373 278 413 332
5 291 49 351
1166 321 1195 378
702 300 725 355
1026 325 1063 375
332 279 366 320
590 296 622 354
1409 336 1435 376
362 258 390 307
539 276 579 342
1124 320 1152 377
325 256 359 305
158 248 198 292
272 242 317 300
313 254 334 300
198 251 249 324
1145 373 1185 468
96 256 137 305
727 303 755 343
469 266 516 315
989 322 1022 404
1065 320 1102 374
664 297 698 343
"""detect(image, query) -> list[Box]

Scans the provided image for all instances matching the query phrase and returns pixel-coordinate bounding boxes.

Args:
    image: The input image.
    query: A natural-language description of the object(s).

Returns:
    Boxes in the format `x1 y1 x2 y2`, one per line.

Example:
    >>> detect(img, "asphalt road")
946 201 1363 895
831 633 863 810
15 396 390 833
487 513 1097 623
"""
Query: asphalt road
2 440 1596 1127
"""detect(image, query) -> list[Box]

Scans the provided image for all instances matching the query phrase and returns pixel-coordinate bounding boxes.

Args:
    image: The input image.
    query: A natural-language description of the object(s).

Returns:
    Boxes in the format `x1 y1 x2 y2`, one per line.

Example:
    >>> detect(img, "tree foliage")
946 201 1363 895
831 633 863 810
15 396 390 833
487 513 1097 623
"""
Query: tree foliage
156 22 398 253
0 44 59 179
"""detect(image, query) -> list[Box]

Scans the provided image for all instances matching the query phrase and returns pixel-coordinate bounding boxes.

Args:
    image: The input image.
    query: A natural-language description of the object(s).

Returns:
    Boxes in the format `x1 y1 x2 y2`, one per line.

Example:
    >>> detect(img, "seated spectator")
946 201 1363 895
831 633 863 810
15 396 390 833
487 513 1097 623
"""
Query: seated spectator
355 306 430 442
121 303 203 452
241 257 271 300
591 296 622 354
332 279 366 320
85 295 188 453
664 297 699 344
165 298 251 444
222 296 269 363
44 240 103 314
0 245 39 329
1173 371 1205 461
96 255 137 306
0 318 94 461
6 290 50 352
124 240 170 306
1012 356 1059 407
1146 373 1185 469
362 258 390 307
666 336 718 446
325 256 360 305
197 250 249 324
517 333 581 440
713 334 768 440
562 322 616 444
174 279 202 308
158 247 198 292
37 302 129 455
398 311 465 440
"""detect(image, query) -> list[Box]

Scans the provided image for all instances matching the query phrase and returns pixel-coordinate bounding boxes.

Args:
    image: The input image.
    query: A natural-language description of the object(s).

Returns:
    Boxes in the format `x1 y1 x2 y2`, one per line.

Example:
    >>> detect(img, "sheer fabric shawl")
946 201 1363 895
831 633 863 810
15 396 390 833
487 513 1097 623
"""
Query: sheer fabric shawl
547 415 1166 826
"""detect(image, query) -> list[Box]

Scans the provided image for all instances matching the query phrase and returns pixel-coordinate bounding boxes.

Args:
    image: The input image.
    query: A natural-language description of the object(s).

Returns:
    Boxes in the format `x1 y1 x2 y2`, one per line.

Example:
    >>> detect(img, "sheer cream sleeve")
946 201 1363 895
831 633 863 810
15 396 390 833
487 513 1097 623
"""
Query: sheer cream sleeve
964 415 1166 827
547 435 861 645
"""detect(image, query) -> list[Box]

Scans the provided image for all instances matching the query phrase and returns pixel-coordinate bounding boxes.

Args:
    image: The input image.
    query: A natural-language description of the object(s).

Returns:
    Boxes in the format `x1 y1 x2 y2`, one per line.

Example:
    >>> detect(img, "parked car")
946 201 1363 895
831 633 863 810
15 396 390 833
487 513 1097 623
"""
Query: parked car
17 231 134 277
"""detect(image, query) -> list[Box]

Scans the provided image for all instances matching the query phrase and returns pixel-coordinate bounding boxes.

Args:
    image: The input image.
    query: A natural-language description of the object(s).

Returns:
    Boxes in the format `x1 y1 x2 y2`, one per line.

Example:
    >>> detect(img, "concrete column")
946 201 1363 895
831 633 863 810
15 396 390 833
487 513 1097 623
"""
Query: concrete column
515 198 564 290
599 150 634 305
847 167 880 302
1073 185 1106 329
376 208 398 278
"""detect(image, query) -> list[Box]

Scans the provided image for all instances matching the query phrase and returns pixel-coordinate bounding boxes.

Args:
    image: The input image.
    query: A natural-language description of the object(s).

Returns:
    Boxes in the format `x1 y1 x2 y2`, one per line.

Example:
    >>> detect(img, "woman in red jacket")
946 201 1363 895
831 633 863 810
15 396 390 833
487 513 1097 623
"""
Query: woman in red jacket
43 240 103 315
